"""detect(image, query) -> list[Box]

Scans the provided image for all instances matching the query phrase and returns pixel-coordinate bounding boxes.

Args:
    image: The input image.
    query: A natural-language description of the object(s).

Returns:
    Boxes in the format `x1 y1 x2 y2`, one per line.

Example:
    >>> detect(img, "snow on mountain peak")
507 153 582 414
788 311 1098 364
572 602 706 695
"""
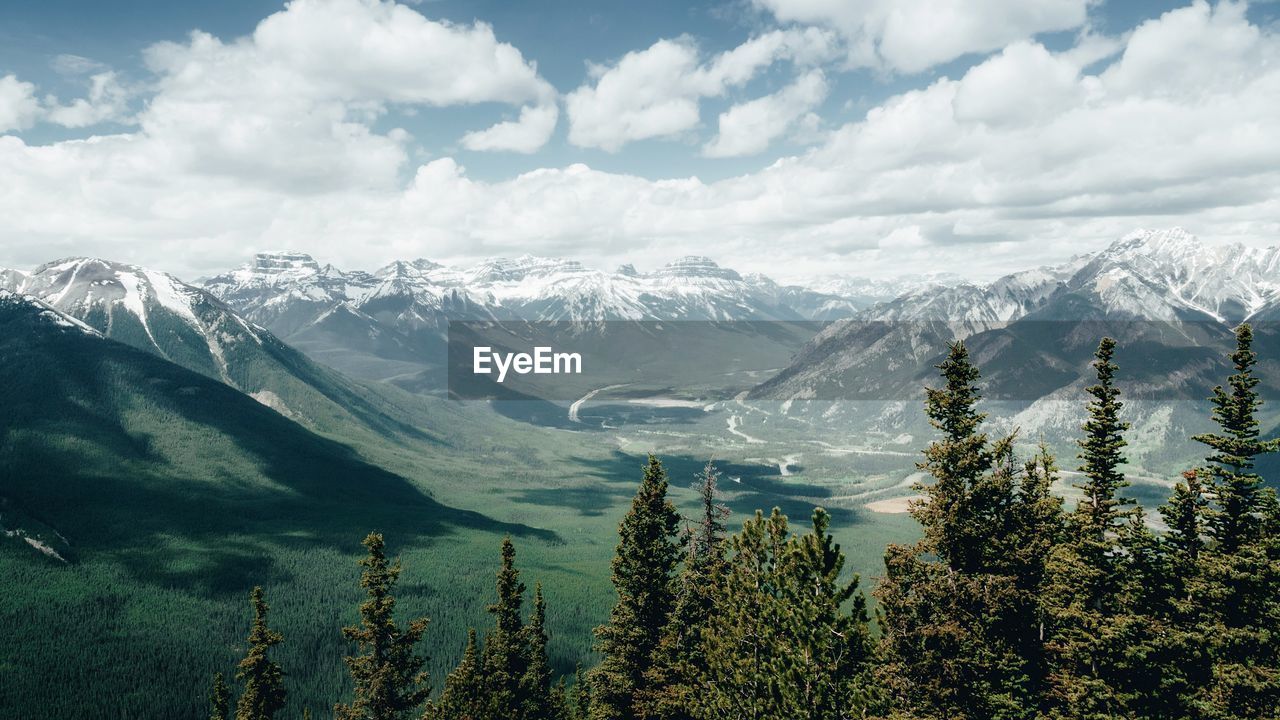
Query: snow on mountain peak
652 256 742 281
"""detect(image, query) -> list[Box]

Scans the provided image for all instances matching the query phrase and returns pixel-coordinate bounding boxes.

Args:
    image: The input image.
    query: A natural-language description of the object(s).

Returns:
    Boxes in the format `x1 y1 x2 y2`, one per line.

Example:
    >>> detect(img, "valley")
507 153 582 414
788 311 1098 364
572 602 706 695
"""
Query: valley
3 227 1280 717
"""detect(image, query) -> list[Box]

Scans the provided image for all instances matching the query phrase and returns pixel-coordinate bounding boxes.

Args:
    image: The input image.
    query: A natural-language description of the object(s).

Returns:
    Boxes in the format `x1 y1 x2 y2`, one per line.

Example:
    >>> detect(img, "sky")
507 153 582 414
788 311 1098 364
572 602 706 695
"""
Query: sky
1 0 1279 283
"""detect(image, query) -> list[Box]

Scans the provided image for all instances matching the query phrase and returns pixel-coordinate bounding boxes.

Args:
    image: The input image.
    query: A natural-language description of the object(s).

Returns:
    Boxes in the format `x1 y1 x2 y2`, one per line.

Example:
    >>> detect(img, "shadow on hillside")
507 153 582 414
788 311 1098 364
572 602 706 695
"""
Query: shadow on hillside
0 321 557 598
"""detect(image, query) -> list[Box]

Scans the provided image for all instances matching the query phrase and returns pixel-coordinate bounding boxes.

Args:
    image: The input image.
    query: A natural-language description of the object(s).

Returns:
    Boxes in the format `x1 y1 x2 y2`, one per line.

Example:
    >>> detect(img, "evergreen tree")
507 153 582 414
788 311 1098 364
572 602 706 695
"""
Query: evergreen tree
1043 337 1139 718
550 677 572 720
591 454 682 720
695 508 791 720
779 508 881 718
482 537 529 719
235 586 286 720
1188 324 1280 718
1195 323 1275 552
335 532 431 720
521 583 555 720
876 342 1038 720
1161 470 1208 584
638 460 729 720
1004 443 1066 707
1074 337 1134 537
571 664 591 720
697 507 880 719
914 341 996 574
429 629 486 720
209 672 230 720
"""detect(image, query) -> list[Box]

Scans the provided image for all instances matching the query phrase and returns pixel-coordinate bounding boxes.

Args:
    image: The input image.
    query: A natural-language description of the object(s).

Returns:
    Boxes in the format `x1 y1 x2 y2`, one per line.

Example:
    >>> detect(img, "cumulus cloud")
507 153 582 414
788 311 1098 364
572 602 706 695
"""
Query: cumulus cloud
46 72 134 128
1 1 1279 283
703 69 828 157
128 0 559 186
0 75 41 132
754 0 1091 73
461 103 560 153
565 27 837 151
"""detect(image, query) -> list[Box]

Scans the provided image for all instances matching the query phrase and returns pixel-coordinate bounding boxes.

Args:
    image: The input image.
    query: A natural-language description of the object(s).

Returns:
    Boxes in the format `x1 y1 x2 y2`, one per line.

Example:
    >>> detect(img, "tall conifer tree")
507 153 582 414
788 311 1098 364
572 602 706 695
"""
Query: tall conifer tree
209 672 230 720
877 342 1036 720
591 454 682 720
639 460 729 720
521 583 555 720
483 537 529 719
235 586 286 720
1195 323 1275 551
336 532 431 720
430 629 486 720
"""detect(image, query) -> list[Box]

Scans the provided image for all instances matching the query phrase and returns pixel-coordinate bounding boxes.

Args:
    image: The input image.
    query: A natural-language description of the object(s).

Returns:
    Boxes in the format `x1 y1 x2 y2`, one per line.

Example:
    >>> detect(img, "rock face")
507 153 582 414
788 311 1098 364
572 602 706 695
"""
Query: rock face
749 228 1280 469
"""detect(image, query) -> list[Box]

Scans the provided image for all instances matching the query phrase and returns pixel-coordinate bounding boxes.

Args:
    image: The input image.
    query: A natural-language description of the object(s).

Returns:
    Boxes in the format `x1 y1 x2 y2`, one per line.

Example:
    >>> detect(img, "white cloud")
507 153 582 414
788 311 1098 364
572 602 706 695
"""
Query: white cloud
0 75 41 133
951 42 1084 126
113 0 558 190
703 69 828 157
461 103 560 153
46 72 134 128
754 0 1091 73
1 1 1280 283
565 28 836 151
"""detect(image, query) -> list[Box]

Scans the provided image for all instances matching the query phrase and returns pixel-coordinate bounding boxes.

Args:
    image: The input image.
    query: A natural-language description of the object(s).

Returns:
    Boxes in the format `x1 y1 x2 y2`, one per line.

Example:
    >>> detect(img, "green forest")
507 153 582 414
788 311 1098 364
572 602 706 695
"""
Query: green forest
205 324 1280 720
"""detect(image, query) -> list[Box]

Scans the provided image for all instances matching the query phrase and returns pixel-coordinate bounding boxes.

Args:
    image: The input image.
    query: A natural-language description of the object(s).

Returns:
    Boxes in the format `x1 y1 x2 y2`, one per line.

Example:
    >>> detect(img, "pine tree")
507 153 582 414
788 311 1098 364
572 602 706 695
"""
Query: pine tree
235 586 286 720
1004 443 1065 707
430 629 486 720
209 672 230 720
550 677 572 720
638 460 729 720
335 532 431 720
696 507 880 719
591 454 682 720
876 342 1037 720
779 508 881 719
1043 338 1144 718
571 664 591 720
1074 337 1133 537
1188 323 1280 718
695 508 791 720
1195 323 1275 552
521 583 555 720
1161 470 1208 583
914 341 995 574
482 537 529 719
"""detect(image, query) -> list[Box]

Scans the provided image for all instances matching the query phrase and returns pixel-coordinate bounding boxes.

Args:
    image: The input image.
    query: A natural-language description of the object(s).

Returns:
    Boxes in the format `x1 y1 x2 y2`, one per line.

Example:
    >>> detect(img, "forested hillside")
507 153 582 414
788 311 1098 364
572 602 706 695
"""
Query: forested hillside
202 325 1280 720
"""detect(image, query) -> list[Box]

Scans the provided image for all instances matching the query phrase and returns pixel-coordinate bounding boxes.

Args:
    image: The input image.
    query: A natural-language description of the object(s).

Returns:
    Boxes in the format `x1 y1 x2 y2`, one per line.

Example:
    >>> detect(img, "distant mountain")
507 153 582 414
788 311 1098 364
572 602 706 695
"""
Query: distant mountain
751 228 1280 471
10 258 435 441
0 267 25 291
200 252 867 388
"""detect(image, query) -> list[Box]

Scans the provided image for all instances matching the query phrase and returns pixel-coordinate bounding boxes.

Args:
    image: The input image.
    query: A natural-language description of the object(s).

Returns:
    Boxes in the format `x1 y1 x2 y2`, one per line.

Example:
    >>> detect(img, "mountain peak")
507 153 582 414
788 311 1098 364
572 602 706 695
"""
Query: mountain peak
466 255 586 283
652 256 742 281
252 251 322 274
1110 227 1204 256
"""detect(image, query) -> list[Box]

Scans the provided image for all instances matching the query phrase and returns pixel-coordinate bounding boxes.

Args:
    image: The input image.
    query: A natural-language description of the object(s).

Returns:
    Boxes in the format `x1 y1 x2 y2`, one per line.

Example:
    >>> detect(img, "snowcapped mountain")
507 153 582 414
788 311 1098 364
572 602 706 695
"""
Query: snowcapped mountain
205 252 854 326
199 251 870 385
1 267 27 291
16 257 274 386
0 289 102 337
750 228 1280 469
8 257 427 437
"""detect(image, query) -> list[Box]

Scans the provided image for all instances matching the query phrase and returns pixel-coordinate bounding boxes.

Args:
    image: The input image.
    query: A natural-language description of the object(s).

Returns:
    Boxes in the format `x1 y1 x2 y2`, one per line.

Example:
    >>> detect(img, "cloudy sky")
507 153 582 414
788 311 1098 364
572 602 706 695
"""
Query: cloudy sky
1 0 1278 282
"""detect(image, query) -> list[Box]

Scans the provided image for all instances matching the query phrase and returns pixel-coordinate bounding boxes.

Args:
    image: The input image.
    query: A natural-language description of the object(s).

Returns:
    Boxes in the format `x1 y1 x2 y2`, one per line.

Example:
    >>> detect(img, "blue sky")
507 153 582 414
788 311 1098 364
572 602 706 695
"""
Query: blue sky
1 0 1279 281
